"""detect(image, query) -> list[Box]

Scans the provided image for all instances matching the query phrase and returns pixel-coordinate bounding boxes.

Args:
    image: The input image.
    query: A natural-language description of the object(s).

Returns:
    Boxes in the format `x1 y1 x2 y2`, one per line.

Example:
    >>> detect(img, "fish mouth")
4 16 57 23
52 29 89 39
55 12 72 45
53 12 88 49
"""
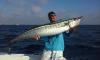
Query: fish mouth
73 16 83 21
68 16 83 28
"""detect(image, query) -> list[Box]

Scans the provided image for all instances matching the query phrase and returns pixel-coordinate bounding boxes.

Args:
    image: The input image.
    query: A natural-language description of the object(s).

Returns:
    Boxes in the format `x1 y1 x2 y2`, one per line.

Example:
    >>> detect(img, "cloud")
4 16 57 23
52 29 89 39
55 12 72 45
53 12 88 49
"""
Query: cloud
2 0 32 15
0 0 49 25
0 12 4 18
0 0 99 25
4 0 49 16
32 0 49 13
54 10 100 25
37 0 48 5
56 10 82 20
32 5 41 13
80 11 100 25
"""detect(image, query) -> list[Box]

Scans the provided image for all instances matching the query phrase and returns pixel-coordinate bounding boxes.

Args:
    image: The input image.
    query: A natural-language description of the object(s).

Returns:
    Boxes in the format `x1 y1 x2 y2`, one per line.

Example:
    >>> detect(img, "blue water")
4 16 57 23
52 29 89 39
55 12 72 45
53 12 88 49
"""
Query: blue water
0 25 100 60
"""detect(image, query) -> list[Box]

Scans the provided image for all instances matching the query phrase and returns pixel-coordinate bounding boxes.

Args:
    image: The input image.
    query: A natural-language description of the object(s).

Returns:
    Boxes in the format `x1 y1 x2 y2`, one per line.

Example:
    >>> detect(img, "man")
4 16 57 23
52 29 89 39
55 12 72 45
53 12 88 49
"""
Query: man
33 11 69 60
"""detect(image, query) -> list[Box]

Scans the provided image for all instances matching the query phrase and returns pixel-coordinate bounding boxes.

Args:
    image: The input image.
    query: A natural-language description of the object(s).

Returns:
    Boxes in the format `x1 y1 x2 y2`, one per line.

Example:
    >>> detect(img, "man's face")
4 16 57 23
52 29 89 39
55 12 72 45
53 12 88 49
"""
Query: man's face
49 14 57 22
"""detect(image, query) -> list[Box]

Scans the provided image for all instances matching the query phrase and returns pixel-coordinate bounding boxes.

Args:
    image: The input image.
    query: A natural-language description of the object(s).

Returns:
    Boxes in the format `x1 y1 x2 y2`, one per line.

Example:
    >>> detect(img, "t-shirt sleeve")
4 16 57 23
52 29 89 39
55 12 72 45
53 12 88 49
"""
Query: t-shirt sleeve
40 36 48 41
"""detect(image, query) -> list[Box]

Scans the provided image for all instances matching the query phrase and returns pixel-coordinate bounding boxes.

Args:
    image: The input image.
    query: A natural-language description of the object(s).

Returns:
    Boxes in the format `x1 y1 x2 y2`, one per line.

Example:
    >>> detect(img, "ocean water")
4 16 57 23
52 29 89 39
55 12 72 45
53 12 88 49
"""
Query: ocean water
0 25 100 60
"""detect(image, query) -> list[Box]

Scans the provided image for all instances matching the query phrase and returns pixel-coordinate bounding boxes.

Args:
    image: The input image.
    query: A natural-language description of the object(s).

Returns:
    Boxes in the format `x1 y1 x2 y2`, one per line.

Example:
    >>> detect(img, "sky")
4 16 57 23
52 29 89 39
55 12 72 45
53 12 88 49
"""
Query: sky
0 0 100 25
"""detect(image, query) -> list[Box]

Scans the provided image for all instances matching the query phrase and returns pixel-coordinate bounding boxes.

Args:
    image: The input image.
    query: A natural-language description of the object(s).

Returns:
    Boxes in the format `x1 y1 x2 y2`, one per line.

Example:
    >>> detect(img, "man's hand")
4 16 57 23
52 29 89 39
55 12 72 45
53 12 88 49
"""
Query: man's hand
32 34 40 40
66 28 75 37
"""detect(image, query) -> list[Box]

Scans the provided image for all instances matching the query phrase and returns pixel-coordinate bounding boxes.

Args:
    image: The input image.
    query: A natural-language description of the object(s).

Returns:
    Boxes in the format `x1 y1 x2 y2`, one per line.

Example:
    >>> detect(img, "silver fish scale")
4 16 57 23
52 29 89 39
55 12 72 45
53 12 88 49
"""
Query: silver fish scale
10 18 81 42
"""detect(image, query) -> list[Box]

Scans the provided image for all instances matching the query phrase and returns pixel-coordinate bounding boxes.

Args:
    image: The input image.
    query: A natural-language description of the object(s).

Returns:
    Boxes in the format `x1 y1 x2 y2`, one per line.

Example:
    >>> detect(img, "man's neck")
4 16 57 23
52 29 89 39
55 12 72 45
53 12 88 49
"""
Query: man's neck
50 21 56 24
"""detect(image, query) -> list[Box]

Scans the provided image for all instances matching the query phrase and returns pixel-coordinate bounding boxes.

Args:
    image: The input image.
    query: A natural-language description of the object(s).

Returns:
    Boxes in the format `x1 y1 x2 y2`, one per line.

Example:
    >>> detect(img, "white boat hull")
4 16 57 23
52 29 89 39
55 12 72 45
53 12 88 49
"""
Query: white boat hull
0 54 41 60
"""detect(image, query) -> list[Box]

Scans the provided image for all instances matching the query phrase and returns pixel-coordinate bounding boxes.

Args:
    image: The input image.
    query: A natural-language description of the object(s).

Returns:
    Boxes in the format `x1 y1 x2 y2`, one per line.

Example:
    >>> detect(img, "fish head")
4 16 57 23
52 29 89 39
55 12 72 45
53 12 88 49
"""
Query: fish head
69 17 81 28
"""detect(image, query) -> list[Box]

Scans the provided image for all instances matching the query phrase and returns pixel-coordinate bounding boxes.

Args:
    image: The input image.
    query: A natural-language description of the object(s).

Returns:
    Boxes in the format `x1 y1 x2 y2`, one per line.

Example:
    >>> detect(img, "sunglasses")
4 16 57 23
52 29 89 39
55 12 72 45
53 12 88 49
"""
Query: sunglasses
50 14 56 16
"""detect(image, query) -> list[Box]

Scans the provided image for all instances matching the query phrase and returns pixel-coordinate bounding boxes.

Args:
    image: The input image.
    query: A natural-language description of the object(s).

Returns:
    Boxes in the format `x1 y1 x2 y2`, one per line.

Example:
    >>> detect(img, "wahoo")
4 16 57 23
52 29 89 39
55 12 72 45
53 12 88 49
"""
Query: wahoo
9 16 82 43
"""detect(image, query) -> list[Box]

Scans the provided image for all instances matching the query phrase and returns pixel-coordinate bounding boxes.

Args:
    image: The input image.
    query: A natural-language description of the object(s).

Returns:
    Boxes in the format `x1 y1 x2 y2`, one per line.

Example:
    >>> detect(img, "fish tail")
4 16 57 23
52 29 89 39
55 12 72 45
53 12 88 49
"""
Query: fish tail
5 35 17 54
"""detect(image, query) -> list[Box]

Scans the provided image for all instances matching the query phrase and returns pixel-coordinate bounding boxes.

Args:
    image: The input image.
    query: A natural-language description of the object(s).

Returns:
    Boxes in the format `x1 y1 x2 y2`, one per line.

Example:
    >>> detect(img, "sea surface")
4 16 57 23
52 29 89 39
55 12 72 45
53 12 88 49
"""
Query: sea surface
0 25 100 60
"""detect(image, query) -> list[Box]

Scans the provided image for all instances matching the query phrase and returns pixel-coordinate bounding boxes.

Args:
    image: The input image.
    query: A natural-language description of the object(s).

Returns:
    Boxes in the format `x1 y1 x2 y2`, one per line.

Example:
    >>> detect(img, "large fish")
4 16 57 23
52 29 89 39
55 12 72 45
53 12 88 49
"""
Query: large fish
9 16 82 43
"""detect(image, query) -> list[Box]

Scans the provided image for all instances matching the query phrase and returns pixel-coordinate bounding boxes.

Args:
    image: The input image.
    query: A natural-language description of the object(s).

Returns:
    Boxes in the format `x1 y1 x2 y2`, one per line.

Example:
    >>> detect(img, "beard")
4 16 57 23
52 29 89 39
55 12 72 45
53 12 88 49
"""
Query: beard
49 17 57 23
